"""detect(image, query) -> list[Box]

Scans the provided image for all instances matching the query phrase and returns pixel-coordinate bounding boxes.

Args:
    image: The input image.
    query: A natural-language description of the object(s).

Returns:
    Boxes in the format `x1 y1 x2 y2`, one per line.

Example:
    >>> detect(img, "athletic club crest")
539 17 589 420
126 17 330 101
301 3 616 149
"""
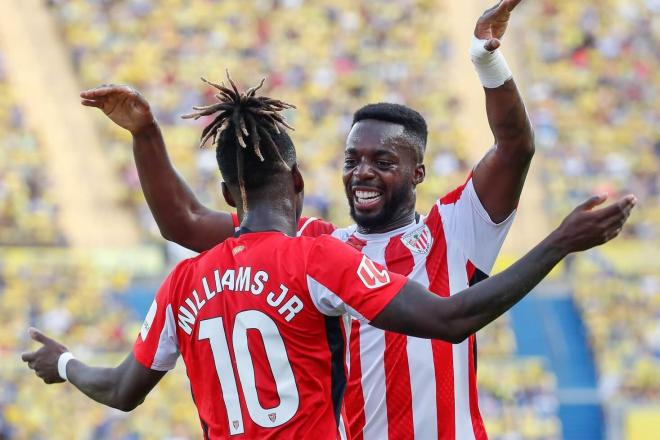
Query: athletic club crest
401 225 433 255
268 413 277 423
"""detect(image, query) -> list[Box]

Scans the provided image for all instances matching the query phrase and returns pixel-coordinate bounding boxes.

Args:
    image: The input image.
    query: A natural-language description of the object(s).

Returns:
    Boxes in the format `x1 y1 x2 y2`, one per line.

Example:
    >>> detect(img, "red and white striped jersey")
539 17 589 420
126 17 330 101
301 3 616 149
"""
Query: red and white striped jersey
133 232 407 439
297 176 515 440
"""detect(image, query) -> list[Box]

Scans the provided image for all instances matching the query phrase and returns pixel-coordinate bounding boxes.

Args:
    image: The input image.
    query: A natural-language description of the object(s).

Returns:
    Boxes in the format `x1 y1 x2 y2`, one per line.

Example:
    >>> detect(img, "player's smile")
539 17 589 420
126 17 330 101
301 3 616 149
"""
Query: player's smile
352 186 384 211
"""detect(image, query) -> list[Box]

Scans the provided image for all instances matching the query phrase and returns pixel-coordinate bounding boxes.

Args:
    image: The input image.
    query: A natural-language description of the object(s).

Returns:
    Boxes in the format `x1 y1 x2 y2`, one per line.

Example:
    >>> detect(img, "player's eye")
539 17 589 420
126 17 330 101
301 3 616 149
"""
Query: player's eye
376 161 393 169
344 159 357 168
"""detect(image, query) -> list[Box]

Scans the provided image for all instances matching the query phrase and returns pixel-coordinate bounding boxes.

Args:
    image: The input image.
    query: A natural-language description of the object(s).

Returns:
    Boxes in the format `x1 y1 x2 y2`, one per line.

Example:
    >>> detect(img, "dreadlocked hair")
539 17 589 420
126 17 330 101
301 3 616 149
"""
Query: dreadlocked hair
182 71 297 208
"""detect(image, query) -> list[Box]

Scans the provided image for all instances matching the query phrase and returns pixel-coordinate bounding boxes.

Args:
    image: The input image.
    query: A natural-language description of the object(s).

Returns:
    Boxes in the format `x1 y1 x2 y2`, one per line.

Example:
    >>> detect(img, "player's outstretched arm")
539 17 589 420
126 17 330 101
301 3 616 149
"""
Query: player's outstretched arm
21 328 165 412
469 0 535 223
80 85 234 252
373 194 636 342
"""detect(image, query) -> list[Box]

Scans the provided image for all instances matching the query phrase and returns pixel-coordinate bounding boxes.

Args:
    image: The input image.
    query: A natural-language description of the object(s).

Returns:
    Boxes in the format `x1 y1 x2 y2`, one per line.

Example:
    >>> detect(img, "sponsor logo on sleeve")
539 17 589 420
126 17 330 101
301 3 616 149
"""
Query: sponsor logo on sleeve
401 225 433 255
141 300 158 341
357 255 391 289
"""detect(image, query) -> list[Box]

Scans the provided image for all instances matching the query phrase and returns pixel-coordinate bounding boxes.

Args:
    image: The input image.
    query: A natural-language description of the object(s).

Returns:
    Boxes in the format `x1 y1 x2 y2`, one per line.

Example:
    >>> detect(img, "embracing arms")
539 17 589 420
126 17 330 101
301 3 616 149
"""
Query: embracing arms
81 86 234 252
373 194 636 341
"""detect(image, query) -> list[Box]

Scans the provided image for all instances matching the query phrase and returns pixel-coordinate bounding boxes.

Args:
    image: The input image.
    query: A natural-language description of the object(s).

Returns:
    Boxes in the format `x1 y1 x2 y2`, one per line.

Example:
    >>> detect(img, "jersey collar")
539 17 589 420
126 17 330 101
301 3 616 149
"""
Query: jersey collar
352 213 422 242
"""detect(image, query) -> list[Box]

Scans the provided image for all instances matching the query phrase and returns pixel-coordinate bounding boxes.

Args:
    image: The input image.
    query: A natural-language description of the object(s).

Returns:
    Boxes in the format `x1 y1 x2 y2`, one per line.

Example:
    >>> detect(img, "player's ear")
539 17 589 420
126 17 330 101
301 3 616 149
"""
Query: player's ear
291 163 304 195
221 181 237 208
413 163 425 186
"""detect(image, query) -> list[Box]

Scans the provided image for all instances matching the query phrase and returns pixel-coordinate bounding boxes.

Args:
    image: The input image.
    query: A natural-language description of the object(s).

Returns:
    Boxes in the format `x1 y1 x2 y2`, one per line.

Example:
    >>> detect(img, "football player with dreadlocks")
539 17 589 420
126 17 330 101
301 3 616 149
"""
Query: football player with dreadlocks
23 74 634 439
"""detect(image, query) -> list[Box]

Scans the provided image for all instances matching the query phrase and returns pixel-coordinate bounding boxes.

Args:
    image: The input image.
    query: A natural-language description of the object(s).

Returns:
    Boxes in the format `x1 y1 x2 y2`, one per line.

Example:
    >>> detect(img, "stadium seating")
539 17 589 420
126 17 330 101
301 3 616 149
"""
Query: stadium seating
518 0 659 412
48 0 471 235
0 52 64 246
0 256 200 439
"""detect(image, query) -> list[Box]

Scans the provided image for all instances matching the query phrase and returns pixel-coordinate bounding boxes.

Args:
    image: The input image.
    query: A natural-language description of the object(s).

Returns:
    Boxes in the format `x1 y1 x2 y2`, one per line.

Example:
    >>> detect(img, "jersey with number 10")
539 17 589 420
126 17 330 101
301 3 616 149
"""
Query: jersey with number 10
133 232 406 439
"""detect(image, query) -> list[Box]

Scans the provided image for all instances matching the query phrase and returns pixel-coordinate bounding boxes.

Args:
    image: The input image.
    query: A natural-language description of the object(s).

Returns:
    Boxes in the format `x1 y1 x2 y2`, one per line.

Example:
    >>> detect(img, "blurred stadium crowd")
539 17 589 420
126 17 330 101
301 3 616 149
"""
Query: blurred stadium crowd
519 0 659 405
0 54 63 247
0 0 657 438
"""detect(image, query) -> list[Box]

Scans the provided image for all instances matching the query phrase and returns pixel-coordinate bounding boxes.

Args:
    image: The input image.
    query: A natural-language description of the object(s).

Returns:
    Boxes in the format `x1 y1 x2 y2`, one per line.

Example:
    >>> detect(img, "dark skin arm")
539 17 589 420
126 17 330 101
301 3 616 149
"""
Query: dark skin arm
80 85 234 252
470 0 535 223
21 328 165 412
22 196 635 406
372 194 636 342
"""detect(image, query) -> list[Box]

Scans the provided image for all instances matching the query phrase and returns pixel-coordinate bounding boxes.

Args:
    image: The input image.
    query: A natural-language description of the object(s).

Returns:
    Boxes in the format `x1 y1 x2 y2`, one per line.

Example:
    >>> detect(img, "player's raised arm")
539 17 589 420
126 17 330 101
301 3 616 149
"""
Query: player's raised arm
21 328 165 412
80 85 234 252
468 0 535 223
372 194 636 341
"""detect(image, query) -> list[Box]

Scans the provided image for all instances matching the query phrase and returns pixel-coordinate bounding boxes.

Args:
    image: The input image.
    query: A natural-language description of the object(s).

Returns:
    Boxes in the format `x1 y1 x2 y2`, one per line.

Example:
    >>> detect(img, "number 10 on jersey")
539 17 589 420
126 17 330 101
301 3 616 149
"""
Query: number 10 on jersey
198 310 300 435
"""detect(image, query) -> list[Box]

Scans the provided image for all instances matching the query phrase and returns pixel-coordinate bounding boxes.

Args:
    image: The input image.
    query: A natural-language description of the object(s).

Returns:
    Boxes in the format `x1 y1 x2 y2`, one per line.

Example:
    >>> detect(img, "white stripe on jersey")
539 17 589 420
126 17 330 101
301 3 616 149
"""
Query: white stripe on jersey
339 415 348 440
306 275 369 322
407 337 437 438
151 304 179 371
359 325 388 440
447 243 475 439
407 242 439 439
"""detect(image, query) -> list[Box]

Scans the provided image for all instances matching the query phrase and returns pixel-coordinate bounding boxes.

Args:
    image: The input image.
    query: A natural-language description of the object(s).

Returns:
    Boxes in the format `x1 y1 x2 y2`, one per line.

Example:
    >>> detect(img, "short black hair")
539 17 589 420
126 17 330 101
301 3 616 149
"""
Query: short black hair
352 103 428 159
183 73 297 202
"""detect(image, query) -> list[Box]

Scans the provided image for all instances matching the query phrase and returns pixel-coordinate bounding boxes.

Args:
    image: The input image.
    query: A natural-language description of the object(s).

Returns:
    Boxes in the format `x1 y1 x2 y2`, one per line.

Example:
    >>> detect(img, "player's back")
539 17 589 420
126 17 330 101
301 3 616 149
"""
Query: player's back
135 230 403 439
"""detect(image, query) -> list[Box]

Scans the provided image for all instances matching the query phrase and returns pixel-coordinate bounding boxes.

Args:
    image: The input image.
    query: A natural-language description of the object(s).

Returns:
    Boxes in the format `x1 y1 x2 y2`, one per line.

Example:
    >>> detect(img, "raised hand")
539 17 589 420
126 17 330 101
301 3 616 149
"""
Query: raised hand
553 194 637 254
21 327 69 384
80 84 155 134
474 0 524 51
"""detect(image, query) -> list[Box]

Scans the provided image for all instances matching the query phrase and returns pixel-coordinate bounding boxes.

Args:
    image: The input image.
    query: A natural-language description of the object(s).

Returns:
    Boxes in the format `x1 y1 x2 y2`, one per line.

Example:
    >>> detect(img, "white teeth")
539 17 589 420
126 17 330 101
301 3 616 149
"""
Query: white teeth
355 190 381 200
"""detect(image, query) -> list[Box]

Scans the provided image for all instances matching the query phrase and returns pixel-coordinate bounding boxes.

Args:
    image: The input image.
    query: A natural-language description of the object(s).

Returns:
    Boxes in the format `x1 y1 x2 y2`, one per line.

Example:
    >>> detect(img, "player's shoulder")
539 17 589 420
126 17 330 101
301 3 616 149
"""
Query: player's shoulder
438 172 473 206
171 239 235 278
297 216 337 237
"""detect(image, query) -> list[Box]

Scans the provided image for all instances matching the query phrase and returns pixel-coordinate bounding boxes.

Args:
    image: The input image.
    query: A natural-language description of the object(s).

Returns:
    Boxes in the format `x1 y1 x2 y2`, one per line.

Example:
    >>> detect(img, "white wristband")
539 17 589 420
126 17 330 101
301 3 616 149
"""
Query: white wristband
470 35 513 88
58 352 75 381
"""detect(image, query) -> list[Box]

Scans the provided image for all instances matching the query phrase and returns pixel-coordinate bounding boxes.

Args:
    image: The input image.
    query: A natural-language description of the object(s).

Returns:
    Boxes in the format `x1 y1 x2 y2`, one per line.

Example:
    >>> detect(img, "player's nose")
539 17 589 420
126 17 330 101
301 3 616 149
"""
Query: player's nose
353 160 376 181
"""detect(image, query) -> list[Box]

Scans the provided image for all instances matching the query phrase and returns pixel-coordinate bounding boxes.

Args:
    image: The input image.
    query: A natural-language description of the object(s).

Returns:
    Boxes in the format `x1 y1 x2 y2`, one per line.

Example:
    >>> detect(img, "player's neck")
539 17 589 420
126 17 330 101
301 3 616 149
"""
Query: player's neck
240 200 298 237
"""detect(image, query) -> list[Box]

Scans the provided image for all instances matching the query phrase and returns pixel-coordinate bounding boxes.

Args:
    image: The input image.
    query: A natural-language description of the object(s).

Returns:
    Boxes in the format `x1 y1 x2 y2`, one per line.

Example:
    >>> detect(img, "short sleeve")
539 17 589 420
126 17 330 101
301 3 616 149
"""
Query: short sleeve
437 176 515 273
305 236 406 322
133 271 181 371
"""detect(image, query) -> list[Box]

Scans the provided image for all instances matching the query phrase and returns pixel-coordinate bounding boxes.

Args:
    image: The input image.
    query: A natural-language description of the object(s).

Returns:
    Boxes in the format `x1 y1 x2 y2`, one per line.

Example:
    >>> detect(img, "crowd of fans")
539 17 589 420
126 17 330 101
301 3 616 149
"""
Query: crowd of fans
0 53 63 246
0 256 201 439
478 320 562 439
519 0 659 406
49 0 471 236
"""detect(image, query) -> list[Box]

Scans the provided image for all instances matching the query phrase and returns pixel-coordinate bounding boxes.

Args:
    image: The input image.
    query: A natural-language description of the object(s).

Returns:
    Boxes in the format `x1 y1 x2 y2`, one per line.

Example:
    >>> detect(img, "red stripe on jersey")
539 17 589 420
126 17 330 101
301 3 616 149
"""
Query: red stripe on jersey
425 205 456 439
383 234 415 438
466 260 476 283
439 172 472 205
384 332 414 439
345 320 366 440
384 233 415 275
346 234 367 252
468 335 487 439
